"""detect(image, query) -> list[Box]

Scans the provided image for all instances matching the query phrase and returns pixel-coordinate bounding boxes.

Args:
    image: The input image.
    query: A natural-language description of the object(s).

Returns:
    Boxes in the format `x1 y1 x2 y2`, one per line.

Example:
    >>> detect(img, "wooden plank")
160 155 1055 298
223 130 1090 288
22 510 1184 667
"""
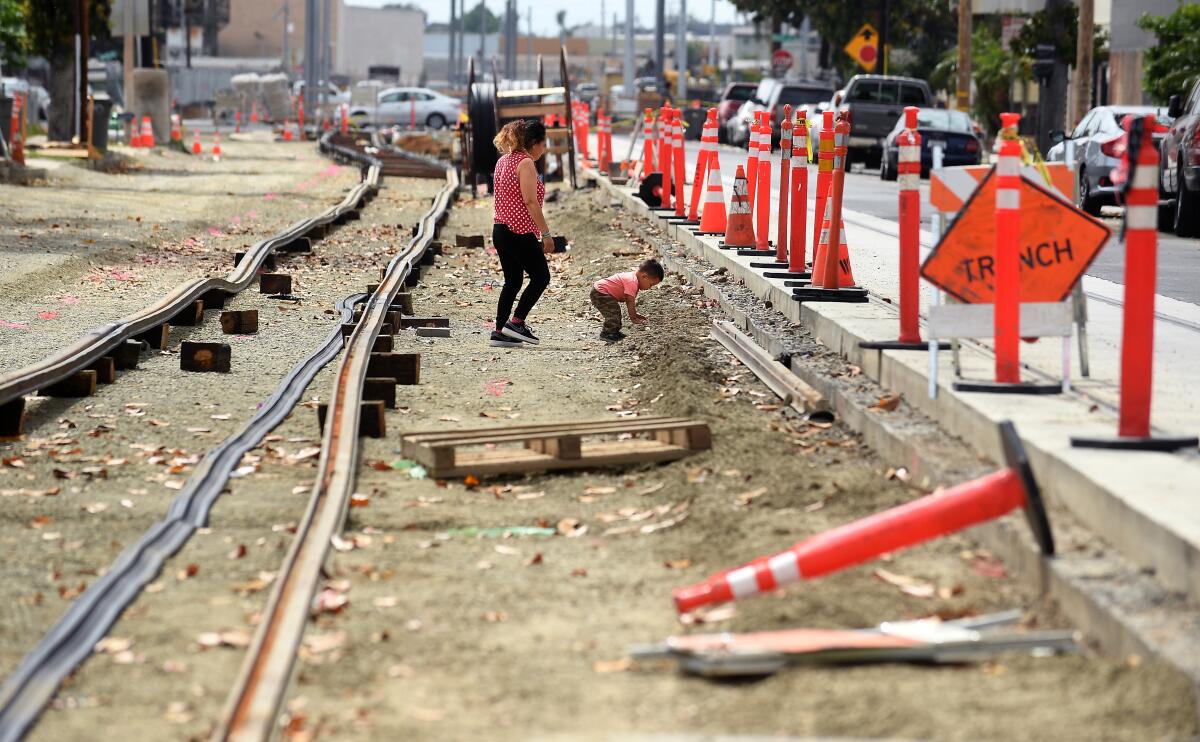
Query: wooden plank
88 357 117 384
928 302 1072 339
428 438 691 478
422 420 705 452
495 86 565 98
399 416 687 456
400 415 682 441
498 102 567 119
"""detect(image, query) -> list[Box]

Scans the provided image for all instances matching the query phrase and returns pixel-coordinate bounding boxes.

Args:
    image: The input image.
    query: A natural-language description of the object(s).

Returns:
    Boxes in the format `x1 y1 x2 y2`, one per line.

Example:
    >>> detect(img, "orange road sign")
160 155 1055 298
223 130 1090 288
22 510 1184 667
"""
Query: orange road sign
921 170 1112 304
844 25 880 73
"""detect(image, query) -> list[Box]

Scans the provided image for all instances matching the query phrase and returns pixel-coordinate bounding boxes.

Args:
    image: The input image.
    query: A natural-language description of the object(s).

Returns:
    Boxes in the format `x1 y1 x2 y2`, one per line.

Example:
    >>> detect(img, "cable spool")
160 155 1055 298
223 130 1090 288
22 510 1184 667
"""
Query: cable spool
468 81 498 181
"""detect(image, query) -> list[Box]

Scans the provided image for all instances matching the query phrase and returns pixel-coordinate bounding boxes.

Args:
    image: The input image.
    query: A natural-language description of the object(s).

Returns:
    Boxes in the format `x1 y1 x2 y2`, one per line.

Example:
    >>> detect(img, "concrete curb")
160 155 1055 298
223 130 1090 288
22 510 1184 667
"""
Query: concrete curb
593 173 1200 707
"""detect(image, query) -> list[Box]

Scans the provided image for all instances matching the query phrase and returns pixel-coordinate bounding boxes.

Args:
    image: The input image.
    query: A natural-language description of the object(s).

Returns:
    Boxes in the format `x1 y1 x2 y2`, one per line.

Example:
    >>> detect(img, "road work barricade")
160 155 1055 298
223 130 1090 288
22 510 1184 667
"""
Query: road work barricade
921 114 1111 395
672 420 1055 614
1070 114 1199 452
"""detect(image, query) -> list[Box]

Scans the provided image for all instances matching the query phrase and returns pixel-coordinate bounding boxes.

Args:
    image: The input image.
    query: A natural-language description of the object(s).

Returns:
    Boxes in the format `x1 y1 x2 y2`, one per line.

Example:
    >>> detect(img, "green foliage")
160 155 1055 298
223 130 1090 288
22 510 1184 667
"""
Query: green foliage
729 0 955 81
23 0 111 57
461 1 500 34
0 0 27 70
1010 1 1077 61
1137 3 1200 103
930 25 1024 133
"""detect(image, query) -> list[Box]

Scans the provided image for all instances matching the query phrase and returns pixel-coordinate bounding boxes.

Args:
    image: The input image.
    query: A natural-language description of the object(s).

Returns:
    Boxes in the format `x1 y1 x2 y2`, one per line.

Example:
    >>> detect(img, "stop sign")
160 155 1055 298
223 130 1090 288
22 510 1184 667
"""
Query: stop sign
771 49 794 73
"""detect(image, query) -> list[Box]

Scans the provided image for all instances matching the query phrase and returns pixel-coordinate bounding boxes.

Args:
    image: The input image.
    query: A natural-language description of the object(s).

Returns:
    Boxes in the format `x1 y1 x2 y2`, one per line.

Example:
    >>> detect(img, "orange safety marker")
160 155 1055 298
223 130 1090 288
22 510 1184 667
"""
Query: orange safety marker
141 116 155 148
687 109 718 222
786 110 810 277
235 110 242 134
746 111 762 209
657 108 675 211
794 113 867 303
673 110 687 218
596 108 609 174
673 421 1055 614
191 129 202 155
170 114 183 143
339 103 348 136
812 110 834 255
1071 115 1199 452
297 99 305 140
282 117 293 142
697 150 727 235
861 106 941 351
250 101 259 123
641 108 655 179
721 165 755 248
751 115 773 252
9 93 24 165
774 106 793 265
211 129 222 160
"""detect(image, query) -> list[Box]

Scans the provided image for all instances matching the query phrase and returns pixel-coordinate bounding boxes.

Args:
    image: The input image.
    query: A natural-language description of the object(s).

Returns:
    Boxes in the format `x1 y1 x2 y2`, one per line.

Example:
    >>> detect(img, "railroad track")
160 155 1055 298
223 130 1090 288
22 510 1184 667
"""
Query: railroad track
0 133 381 437
214 139 457 741
0 135 456 740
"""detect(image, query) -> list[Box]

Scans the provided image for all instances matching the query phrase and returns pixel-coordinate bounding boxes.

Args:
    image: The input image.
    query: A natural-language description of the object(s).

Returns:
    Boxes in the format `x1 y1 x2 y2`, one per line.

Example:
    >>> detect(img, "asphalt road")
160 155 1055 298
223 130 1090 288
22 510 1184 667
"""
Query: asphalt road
612 134 1200 306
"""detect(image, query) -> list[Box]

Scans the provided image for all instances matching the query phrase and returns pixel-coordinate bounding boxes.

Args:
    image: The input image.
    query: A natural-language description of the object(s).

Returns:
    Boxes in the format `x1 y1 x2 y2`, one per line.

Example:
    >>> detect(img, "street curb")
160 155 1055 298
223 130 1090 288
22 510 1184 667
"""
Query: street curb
592 172 1200 709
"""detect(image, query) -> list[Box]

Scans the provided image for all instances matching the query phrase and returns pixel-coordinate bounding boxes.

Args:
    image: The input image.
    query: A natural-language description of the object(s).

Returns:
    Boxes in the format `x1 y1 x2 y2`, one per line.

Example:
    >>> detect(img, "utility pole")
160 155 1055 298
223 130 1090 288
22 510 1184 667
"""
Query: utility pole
708 0 716 71
1074 0 1094 124
479 0 485 69
527 7 533 81
281 1 290 73
654 0 665 91
623 0 634 92
449 0 457 86
321 0 332 99
601 0 606 50
955 0 971 111
123 0 134 113
75 0 89 143
675 0 686 100
880 0 890 74
304 0 318 119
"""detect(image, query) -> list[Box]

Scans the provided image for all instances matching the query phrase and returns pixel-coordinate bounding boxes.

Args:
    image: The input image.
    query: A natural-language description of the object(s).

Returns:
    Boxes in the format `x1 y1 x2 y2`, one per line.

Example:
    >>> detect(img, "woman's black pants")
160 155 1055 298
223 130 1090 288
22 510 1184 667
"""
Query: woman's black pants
492 223 550 329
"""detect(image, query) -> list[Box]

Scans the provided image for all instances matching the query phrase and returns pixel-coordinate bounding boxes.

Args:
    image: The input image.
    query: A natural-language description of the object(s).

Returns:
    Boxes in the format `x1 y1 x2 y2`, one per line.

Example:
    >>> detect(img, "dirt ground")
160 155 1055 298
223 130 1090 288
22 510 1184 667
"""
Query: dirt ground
3 151 1195 741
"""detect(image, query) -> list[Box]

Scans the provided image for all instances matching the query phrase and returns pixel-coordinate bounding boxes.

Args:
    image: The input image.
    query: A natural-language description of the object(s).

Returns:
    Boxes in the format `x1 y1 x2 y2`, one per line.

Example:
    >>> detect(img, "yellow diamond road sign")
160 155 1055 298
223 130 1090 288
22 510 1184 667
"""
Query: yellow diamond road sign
845 24 880 72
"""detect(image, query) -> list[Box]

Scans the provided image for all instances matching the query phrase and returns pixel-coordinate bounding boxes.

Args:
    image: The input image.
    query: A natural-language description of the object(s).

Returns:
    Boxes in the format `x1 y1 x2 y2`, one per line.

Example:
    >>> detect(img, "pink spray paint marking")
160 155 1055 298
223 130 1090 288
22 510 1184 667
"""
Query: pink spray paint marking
229 216 242 225
58 296 81 305
109 270 135 281
483 379 512 397
244 210 258 220
208 228 223 237
264 193 279 201
37 311 59 321
0 320 30 330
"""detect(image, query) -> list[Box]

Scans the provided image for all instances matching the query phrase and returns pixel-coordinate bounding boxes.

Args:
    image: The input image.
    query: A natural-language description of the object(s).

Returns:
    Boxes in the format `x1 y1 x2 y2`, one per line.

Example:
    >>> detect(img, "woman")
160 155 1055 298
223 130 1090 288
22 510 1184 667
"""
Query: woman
489 119 555 347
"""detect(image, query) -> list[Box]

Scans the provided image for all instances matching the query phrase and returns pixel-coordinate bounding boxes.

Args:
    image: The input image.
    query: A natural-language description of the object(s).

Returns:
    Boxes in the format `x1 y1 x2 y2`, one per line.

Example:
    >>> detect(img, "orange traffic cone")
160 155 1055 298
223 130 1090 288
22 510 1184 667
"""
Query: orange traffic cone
697 152 727 235
810 210 858 288
170 114 182 143
250 101 259 123
141 116 155 148
130 119 143 148
211 130 222 160
282 118 293 142
722 165 755 248
191 129 202 155
673 420 1054 614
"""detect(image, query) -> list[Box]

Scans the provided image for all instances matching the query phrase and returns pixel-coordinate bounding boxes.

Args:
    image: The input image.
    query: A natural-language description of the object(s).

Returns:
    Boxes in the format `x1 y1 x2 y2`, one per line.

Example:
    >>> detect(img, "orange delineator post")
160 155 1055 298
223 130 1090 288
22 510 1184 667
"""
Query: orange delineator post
673 112 687 218
642 108 655 178
340 104 349 136
9 93 24 165
753 116 773 250
994 113 1022 384
597 109 609 174
812 111 835 257
235 110 242 134
250 101 259 123
775 105 793 264
298 99 306 140
789 110 809 274
1069 114 1200 452
819 115 851 289
746 112 761 210
659 108 674 210
688 109 717 222
673 421 1054 614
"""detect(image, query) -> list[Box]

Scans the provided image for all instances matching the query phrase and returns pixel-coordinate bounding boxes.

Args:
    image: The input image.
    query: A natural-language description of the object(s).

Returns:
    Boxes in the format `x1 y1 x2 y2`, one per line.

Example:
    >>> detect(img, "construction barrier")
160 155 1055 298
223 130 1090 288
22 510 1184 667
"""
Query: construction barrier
659 107 674 211
753 115 773 251
673 110 686 218
1070 115 1200 452
687 109 717 223
775 105 793 265
642 108 655 179
672 421 1054 614
787 110 809 277
746 111 762 209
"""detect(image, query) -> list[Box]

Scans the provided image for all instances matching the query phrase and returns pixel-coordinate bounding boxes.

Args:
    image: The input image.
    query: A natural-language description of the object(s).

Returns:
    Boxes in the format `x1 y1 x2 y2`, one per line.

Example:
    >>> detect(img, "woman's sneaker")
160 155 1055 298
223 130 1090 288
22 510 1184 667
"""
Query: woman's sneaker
489 331 522 347
501 320 540 345
599 330 626 342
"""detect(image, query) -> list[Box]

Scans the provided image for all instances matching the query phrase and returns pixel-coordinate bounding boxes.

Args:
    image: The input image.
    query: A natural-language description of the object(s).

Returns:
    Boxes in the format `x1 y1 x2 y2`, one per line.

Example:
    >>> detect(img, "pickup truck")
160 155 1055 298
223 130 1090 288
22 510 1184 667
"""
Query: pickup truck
815 75 935 169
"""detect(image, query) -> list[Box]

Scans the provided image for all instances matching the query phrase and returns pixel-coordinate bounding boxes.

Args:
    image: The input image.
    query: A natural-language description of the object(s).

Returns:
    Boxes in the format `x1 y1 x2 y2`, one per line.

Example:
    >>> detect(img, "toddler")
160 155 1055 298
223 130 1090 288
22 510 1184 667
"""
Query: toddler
590 259 665 342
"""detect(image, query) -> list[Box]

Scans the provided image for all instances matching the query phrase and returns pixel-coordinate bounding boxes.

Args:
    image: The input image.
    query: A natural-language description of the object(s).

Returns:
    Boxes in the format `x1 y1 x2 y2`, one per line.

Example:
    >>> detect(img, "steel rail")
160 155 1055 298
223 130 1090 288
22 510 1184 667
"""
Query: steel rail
214 146 458 742
0 292 365 742
0 138 381 411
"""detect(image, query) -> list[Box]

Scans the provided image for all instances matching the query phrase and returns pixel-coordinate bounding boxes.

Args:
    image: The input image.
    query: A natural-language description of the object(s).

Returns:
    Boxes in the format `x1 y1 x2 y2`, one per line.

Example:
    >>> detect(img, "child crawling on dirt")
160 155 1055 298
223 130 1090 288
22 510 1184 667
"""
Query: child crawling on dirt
590 259 665 342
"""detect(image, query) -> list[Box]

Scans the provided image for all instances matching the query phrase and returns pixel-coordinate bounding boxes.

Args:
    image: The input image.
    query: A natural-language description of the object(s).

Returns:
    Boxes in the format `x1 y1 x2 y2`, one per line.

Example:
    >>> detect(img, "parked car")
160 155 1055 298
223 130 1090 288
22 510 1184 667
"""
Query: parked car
879 108 983 180
1 77 51 123
291 79 350 106
812 75 935 169
723 78 780 147
1161 79 1200 236
716 82 755 143
349 87 463 129
1046 104 1172 217
764 81 835 145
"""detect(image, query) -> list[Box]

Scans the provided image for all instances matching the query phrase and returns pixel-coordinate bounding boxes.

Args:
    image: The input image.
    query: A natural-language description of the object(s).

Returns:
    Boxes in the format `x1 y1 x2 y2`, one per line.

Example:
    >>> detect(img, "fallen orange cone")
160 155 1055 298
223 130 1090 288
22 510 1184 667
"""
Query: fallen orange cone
673 421 1054 614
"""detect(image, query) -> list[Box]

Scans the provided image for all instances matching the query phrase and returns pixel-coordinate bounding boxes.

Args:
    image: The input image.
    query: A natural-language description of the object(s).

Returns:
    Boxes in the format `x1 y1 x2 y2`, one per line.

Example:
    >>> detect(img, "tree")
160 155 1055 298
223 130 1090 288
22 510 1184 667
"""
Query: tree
0 0 26 73
24 0 111 142
462 1 500 34
930 24 1023 134
1137 3 1200 104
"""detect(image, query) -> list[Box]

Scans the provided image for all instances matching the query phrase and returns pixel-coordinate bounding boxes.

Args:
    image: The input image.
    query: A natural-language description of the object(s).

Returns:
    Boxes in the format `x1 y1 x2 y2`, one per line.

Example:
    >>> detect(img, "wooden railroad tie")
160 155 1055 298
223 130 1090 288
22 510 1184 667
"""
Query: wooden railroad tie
415 327 450 338
111 339 143 370
366 352 420 385
372 335 394 353
180 341 232 373
171 300 206 327
234 252 276 271
201 289 227 310
279 236 312 253
399 316 449 329
220 310 259 335
362 377 398 409
39 370 98 398
0 398 25 438
400 416 711 478
136 324 170 350
317 400 386 438
87 357 116 384
456 234 486 248
260 273 292 295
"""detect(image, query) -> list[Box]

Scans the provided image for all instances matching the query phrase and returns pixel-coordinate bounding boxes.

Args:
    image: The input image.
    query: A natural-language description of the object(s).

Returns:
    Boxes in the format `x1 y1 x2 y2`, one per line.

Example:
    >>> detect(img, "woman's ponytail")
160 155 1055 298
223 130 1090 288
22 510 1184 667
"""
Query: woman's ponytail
493 118 547 155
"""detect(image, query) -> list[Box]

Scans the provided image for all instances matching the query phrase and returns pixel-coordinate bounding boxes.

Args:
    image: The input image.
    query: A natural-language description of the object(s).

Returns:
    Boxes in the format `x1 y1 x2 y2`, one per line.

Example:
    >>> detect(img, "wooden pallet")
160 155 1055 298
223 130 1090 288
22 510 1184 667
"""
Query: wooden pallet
400 416 711 478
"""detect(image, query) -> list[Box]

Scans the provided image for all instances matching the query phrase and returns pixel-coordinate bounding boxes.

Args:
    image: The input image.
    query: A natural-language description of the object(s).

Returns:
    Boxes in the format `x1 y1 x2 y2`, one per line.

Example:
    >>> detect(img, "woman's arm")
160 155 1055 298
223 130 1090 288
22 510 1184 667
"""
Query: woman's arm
517 159 553 249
